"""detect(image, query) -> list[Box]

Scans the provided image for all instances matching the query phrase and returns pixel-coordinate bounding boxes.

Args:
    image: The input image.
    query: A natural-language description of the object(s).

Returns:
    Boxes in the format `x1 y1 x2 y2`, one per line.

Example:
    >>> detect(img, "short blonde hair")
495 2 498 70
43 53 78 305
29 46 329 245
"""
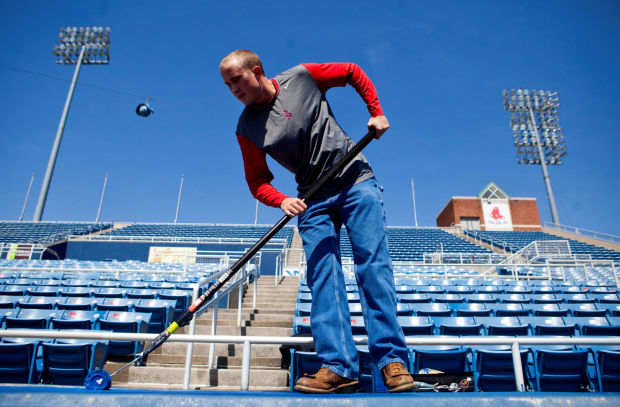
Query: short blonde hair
219 50 264 74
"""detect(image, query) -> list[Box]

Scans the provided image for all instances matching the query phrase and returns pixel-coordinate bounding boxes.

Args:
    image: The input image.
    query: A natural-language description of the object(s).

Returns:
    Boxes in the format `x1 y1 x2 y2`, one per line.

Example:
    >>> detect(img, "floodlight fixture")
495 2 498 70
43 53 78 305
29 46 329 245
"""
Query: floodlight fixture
34 27 110 221
503 88 566 226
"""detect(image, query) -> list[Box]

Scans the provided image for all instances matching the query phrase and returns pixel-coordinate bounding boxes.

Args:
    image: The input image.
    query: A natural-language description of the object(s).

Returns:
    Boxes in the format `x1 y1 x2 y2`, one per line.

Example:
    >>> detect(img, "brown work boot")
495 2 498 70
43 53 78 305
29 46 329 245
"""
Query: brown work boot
294 367 359 394
382 362 417 393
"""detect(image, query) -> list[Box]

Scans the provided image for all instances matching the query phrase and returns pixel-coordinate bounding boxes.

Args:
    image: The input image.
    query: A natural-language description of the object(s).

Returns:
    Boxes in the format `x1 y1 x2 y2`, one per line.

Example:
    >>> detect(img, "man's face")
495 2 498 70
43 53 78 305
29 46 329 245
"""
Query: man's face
220 62 262 106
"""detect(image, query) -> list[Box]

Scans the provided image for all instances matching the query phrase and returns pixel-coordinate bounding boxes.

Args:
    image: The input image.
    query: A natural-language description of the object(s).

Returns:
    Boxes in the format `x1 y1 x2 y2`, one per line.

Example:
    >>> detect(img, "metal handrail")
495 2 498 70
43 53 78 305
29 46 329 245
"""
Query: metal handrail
182 258 259 389
2 328 619 392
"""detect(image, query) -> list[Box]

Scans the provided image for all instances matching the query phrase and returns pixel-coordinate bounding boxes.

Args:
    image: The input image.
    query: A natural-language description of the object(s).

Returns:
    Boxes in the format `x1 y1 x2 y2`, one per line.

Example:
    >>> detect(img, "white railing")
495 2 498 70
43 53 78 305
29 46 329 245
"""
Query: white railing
544 222 620 245
1 329 619 392
182 258 259 389
69 234 288 246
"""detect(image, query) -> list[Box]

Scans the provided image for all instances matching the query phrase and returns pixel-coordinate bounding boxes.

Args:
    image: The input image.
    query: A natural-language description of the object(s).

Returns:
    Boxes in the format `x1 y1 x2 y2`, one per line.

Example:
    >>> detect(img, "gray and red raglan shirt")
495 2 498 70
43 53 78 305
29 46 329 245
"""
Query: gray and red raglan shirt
236 63 384 207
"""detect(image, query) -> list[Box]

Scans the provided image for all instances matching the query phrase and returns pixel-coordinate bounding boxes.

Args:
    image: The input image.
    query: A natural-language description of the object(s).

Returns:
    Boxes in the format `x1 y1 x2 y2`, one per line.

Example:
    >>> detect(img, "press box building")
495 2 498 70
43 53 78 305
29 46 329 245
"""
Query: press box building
436 182 541 231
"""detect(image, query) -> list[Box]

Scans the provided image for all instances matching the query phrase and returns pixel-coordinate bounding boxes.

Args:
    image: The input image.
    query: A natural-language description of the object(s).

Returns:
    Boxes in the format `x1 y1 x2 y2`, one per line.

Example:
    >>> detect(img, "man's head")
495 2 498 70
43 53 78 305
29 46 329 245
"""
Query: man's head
220 50 272 106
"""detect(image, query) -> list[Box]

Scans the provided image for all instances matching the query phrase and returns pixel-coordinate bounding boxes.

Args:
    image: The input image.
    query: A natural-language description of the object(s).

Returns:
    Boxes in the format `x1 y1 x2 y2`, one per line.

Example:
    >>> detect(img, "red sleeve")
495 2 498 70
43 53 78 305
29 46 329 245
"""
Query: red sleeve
302 62 384 117
236 134 289 208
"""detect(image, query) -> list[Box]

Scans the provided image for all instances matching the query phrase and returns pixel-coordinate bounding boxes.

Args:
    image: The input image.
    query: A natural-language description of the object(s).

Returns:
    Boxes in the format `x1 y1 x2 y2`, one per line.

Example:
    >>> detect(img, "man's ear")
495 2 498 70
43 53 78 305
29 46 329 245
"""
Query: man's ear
251 65 264 77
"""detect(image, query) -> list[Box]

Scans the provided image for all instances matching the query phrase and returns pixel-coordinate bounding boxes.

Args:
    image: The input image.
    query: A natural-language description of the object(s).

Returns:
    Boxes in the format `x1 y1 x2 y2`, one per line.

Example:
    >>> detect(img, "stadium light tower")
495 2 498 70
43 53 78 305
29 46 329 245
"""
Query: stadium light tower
33 26 110 221
503 88 566 226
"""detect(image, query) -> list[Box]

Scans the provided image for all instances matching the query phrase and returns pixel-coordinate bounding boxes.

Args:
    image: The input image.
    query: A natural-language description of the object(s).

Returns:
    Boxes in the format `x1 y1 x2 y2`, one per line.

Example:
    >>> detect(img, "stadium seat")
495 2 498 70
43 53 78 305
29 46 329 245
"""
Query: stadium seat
95 298 134 312
452 303 492 317
93 287 126 298
98 311 150 356
158 289 192 320
491 303 529 317
17 296 58 310
521 316 577 336
412 347 471 374
477 317 529 336
412 303 451 317
56 296 95 311
397 316 435 336
289 350 323 392
530 304 569 317
5 309 61 329
134 299 176 333
40 342 92 385
50 310 104 330
595 350 620 391
533 348 594 391
0 342 38 383
434 316 483 336
397 293 431 303
474 348 532 391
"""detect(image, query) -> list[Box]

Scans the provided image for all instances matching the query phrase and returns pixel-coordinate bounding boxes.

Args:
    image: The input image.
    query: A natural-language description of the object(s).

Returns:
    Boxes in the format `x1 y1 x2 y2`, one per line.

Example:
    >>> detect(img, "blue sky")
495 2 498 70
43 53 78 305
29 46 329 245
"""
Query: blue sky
0 1 618 236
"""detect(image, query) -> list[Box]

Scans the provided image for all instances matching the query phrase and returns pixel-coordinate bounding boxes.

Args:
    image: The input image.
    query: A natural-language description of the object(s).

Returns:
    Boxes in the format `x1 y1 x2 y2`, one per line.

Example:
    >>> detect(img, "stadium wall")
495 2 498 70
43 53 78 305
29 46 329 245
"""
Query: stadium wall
63 241 284 275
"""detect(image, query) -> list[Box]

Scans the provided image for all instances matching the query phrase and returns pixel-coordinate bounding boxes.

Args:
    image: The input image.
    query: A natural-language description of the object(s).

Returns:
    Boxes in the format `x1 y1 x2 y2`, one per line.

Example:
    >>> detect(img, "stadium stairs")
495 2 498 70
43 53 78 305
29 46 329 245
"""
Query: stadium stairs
103 275 298 391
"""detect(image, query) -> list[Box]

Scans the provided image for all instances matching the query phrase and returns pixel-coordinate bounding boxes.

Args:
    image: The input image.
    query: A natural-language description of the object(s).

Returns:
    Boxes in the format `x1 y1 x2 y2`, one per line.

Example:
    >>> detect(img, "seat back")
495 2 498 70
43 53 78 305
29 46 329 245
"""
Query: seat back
414 348 469 373
0 342 35 383
41 343 91 385
475 349 530 391
289 350 322 392
597 350 620 392
536 349 592 391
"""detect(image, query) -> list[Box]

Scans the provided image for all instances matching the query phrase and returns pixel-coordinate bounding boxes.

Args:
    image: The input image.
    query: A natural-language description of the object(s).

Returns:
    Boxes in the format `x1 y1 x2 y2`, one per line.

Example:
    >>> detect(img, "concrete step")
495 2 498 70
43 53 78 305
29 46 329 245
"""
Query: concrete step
192 318 292 328
193 325 293 336
118 365 289 388
156 342 286 358
146 353 282 368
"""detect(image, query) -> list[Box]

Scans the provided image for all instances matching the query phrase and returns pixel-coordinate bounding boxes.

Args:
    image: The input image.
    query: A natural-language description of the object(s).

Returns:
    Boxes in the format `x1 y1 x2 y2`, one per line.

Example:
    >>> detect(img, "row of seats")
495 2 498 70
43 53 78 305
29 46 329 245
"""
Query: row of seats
340 227 492 262
0 332 110 385
0 221 112 244
290 343 620 392
0 259 222 273
0 303 171 333
99 223 296 246
293 314 620 336
465 230 620 261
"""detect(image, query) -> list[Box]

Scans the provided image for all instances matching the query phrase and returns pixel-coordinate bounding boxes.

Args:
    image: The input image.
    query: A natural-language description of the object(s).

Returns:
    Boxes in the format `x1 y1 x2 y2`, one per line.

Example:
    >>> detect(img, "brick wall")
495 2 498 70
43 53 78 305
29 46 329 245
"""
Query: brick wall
436 197 541 230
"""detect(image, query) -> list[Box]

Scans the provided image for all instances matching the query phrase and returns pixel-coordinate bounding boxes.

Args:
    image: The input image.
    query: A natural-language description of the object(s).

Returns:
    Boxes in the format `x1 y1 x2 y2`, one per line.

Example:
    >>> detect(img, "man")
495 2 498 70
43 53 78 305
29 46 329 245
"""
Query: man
219 50 415 393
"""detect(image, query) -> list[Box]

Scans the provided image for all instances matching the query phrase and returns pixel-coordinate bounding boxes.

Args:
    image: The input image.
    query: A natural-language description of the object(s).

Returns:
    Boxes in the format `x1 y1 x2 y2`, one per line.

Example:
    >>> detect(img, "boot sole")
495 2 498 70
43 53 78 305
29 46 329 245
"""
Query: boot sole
294 381 359 394
388 381 418 393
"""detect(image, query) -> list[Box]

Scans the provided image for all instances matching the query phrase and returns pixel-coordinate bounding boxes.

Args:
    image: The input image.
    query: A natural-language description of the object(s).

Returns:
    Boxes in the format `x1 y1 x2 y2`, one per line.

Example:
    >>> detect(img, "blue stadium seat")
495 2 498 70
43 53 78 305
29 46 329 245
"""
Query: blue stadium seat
569 303 608 317
433 294 464 304
134 299 176 333
296 302 312 317
0 342 38 383
434 316 483 336
595 350 620 391
158 289 192 320
93 287 126 298
491 303 529 317
498 294 530 304
412 303 451 317
452 303 492 317
17 296 59 310
521 316 577 336
98 311 150 356
95 298 135 312
474 348 532 391
477 317 529 336
127 288 158 300
397 293 431 303
51 310 104 330
59 287 94 298
40 342 93 385
397 316 434 336
289 350 323 392
533 348 594 391
26 286 60 297
530 303 569 317
412 347 471 374
297 292 312 303
56 296 95 310
5 309 61 329
293 316 312 335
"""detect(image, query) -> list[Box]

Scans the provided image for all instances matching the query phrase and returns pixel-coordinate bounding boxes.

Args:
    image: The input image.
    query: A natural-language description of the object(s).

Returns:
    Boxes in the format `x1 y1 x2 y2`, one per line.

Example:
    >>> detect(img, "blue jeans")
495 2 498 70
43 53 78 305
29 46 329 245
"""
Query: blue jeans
297 178 409 380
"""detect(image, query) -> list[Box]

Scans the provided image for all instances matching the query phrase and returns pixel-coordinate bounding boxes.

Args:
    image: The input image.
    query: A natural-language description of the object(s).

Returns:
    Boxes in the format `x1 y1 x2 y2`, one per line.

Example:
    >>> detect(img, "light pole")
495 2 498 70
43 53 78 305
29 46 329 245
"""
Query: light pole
503 89 566 226
410 177 418 227
33 26 110 221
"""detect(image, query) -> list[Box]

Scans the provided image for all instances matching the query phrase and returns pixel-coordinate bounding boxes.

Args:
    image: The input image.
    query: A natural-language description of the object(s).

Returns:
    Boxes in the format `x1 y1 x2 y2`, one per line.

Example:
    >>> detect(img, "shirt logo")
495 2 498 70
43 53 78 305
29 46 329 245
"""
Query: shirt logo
283 110 293 118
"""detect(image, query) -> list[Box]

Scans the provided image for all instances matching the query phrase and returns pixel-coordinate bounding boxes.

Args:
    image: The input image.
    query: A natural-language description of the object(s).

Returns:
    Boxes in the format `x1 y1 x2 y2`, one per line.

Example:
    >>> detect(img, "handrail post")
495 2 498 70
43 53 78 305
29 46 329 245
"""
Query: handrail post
511 341 525 392
208 292 218 369
241 340 251 391
237 268 244 327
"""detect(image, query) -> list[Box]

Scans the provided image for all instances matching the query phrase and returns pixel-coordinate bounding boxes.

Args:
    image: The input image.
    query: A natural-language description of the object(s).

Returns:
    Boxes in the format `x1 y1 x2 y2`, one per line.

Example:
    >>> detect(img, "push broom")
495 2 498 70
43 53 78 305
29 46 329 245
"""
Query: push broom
85 127 377 390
